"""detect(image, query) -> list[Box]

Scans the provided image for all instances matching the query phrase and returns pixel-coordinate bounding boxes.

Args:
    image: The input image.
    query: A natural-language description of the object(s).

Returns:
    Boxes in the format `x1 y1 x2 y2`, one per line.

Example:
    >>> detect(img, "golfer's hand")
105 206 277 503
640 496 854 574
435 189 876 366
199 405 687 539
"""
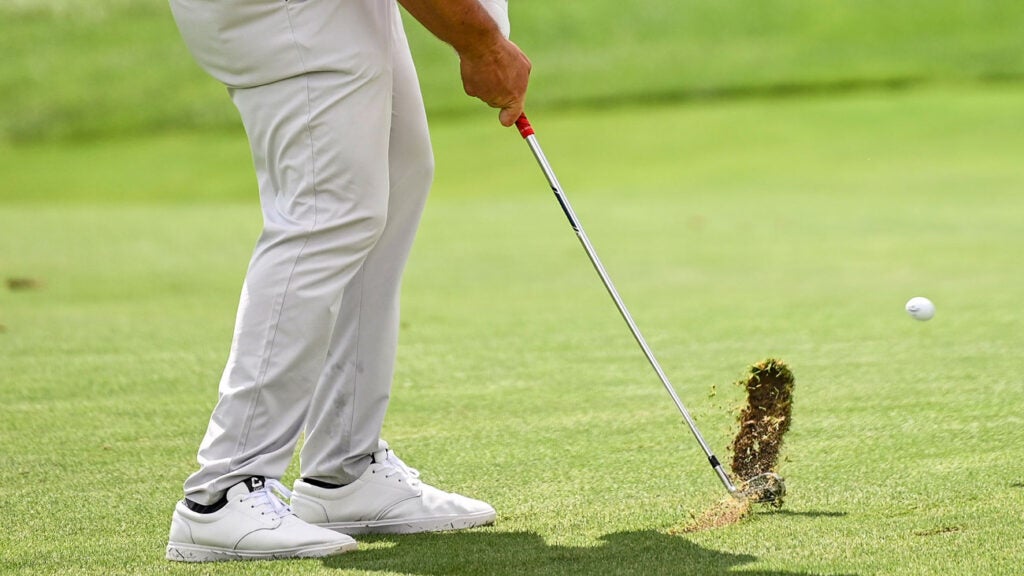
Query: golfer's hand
459 37 531 127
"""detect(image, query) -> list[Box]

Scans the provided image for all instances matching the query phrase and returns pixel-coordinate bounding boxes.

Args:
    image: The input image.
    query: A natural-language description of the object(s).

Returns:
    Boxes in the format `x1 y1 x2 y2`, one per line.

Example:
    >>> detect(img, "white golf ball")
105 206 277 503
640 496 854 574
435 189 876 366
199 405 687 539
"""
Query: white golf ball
905 296 935 321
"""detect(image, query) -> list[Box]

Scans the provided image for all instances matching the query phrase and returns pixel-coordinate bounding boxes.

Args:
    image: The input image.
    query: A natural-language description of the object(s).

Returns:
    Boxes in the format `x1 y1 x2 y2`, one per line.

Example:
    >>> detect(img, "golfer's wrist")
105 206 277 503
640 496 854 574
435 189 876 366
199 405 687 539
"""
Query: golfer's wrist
456 33 507 66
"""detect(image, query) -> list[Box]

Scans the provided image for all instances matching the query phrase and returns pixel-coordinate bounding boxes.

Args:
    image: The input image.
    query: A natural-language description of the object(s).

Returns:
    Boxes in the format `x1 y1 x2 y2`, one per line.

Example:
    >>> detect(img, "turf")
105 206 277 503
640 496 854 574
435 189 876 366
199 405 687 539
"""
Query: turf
2 86 1023 574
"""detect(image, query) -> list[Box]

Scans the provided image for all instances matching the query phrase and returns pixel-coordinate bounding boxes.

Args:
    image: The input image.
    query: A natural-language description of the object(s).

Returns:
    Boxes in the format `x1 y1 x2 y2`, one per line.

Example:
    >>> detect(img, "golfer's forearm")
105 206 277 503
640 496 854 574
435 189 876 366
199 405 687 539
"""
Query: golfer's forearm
398 0 504 57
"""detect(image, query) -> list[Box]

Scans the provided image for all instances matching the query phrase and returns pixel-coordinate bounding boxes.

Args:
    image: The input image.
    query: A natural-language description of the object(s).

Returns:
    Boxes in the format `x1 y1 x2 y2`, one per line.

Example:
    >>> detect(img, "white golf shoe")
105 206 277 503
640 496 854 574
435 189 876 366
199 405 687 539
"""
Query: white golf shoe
166 476 357 562
292 449 497 534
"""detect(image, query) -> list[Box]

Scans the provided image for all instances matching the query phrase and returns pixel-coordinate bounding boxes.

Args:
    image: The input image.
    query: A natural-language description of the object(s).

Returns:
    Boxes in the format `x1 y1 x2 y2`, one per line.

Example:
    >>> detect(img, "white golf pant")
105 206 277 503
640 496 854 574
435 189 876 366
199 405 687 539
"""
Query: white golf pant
168 0 433 504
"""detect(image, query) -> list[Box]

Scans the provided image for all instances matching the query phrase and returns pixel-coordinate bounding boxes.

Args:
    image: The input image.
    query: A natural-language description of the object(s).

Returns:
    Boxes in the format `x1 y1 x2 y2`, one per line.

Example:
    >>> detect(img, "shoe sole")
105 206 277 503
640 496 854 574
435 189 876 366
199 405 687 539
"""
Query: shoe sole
317 509 496 535
165 539 357 562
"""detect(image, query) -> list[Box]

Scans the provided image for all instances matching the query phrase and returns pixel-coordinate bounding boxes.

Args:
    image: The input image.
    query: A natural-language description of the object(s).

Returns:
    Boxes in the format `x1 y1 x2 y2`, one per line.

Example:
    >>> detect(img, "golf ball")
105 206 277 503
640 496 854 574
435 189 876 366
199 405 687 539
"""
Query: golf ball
905 297 935 321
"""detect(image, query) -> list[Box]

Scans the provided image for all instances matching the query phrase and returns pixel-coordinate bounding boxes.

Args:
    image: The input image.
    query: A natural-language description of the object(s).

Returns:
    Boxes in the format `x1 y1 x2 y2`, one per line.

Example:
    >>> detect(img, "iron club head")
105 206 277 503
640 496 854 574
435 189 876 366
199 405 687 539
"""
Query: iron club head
734 472 786 505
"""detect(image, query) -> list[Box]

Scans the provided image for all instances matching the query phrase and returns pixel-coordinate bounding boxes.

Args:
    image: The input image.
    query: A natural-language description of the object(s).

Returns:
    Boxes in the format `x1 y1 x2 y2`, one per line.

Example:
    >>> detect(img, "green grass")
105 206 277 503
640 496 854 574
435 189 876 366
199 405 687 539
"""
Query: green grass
2 86 1024 574
2 0 1024 143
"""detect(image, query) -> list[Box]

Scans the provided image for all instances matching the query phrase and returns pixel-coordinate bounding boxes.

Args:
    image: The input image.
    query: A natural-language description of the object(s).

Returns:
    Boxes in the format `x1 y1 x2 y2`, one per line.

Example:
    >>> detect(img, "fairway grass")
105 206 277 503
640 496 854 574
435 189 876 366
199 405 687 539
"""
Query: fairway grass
2 87 1023 575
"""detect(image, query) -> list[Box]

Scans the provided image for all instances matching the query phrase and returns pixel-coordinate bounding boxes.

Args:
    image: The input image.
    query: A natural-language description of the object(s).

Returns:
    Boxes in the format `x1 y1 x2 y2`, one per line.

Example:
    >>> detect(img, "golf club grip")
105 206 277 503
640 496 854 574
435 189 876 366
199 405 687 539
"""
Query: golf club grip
515 114 534 138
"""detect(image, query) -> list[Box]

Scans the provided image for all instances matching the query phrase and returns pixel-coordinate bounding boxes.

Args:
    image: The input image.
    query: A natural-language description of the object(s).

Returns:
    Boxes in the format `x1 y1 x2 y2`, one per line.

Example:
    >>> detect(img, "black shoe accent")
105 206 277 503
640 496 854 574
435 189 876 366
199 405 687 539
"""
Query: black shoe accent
240 476 267 493
183 476 267 514
184 496 228 514
302 477 348 490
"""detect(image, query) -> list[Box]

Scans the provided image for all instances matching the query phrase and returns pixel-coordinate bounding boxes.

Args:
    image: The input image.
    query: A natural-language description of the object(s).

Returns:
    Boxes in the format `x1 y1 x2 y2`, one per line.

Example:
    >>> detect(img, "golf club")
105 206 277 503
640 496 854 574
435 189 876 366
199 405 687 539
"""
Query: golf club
513 114 784 504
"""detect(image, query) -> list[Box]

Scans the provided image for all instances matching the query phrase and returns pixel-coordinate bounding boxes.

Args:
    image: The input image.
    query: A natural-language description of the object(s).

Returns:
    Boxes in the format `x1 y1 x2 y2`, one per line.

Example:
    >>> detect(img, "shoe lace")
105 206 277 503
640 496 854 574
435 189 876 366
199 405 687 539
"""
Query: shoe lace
241 479 294 519
378 450 421 486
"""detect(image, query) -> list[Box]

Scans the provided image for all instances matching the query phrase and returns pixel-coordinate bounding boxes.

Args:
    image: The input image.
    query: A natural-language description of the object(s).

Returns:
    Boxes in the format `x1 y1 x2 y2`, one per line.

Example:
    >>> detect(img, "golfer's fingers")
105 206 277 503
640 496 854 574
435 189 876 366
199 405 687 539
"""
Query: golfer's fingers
499 102 523 127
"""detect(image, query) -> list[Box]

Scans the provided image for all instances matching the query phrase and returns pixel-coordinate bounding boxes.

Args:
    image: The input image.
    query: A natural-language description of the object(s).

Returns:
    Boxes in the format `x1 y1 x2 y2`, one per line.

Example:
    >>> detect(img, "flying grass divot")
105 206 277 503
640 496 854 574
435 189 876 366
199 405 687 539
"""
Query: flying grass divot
730 357 795 500
672 359 795 533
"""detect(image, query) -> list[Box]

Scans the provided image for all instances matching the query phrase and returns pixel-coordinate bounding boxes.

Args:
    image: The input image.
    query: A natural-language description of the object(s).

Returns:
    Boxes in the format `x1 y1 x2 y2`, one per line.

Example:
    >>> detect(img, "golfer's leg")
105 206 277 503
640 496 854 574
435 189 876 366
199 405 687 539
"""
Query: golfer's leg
182 68 395 506
300 7 433 484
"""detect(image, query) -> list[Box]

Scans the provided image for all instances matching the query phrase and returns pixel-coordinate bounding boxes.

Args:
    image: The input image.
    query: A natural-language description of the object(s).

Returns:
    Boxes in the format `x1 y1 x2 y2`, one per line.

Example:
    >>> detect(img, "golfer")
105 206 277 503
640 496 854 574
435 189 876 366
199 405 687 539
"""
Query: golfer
164 0 530 561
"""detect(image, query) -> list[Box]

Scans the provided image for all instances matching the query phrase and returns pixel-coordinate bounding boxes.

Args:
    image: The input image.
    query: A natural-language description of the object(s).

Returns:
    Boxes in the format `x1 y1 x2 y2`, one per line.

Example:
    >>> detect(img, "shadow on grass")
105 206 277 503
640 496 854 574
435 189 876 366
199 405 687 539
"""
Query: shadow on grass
323 530 856 575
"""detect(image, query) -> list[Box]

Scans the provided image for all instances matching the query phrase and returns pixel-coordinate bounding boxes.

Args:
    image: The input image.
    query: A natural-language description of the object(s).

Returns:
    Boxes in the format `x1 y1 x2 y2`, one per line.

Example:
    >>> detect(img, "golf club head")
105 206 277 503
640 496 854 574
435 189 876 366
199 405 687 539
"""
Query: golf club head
736 472 786 505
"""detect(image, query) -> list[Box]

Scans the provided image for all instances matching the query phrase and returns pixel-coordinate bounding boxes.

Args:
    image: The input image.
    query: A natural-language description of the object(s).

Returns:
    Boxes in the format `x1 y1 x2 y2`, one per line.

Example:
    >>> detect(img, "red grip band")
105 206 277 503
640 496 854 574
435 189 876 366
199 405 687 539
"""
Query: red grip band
515 114 534 138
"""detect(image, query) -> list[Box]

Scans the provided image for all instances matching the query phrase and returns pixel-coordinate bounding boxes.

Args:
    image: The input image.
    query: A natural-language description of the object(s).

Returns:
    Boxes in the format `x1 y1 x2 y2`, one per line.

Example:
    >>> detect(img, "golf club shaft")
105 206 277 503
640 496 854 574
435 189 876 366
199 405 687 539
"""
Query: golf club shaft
514 114 737 495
